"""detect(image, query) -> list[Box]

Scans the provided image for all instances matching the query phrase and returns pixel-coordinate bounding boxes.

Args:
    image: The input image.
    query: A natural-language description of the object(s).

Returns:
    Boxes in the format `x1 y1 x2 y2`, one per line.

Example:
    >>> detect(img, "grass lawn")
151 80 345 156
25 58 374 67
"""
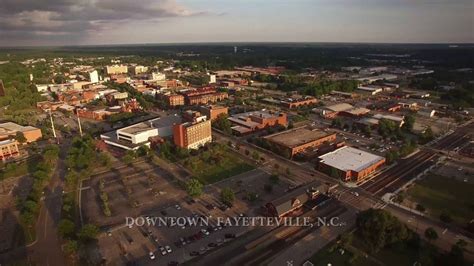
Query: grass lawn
404 174 474 225
182 144 255 184
310 232 432 266
309 241 374 266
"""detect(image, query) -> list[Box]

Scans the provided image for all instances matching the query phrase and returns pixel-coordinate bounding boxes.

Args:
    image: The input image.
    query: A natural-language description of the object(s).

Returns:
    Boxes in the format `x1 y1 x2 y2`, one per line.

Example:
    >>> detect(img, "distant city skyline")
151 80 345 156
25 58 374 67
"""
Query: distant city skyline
0 0 473 46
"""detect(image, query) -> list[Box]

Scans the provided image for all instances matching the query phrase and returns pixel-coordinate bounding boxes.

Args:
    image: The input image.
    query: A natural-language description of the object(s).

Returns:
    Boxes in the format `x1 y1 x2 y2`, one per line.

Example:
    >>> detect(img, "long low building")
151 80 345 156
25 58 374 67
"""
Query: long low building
264 181 331 217
317 146 385 182
264 127 337 158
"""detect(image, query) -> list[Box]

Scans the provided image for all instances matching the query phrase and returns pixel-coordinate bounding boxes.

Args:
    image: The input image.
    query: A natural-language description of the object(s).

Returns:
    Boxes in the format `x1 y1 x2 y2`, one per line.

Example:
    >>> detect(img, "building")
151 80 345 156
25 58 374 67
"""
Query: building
356 86 383 95
151 72 166 81
0 122 42 143
199 105 228 121
317 146 385 182
89 70 99 83
130 65 149 75
173 114 212 150
179 87 228 105
100 115 182 150
264 181 330 217
357 74 397 83
264 127 337 158
281 96 318 109
208 74 217 84
161 93 185 107
0 139 20 162
317 103 370 119
373 114 405 127
106 65 128 75
228 110 288 135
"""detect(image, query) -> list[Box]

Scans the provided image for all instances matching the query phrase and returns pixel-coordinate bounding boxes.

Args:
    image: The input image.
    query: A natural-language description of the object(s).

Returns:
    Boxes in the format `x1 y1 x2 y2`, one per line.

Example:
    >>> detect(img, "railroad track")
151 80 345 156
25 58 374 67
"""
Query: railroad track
239 202 347 266
362 150 436 195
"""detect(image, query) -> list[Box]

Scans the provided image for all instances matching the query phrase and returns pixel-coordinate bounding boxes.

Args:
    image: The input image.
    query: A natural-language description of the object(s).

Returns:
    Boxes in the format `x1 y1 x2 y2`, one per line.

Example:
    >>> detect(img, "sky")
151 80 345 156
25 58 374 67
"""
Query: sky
0 0 472 46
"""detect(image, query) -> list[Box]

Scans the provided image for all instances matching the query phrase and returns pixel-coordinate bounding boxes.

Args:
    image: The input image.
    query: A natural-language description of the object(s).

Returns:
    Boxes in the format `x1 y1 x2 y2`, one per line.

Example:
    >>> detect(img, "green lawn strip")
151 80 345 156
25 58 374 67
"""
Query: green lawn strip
405 175 474 224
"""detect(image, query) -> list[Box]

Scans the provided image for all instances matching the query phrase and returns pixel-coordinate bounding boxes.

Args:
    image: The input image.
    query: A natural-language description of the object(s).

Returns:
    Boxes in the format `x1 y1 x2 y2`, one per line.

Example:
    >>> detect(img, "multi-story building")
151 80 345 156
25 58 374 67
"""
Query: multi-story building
264 127 337 158
130 65 149 75
105 65 128 75
161 94 185 107
0 139 20 162
179 87 228 105
89 70 99 83
0 122 42 143
317 146 385 182
199 105 228 121
228 110 288 135
173 112 212 149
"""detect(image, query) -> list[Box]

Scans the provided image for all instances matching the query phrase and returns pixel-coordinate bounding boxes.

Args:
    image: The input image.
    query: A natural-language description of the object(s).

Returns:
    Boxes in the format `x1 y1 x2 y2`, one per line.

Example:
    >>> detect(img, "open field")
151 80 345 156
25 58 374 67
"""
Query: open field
404 174 474 225
182 144 255 184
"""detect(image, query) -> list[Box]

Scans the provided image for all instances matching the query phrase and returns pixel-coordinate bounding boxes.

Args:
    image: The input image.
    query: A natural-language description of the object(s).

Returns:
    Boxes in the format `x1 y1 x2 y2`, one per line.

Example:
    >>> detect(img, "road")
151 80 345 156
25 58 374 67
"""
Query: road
0 137 70 266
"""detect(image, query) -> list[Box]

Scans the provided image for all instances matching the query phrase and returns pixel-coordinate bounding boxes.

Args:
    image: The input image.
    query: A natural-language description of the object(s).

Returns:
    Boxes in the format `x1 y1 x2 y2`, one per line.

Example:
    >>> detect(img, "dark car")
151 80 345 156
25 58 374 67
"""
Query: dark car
208 242 218 248
161 210 168 216
225 233 236 239
190 251 200 256
205 204 216 210
168 261 179 266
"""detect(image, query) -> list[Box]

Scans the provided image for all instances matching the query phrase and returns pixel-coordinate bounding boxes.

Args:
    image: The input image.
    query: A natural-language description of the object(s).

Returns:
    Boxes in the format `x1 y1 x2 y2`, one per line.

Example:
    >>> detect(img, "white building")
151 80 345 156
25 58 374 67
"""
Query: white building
356 86 383 95
100 115 182 150
209 74 217 84
151 72 166 81
89 70 99 83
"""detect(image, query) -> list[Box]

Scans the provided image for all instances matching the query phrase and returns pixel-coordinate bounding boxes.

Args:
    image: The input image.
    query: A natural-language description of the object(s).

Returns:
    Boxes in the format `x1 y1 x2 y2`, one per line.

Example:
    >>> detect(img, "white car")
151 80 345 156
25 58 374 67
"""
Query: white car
160 246 167 256
175 204 181 210
149 252 156 260
165 245 172 253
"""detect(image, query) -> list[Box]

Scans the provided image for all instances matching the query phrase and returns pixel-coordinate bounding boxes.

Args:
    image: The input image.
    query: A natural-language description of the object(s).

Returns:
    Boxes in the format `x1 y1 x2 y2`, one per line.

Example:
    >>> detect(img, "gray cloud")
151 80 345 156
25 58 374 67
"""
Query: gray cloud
0 0 202 45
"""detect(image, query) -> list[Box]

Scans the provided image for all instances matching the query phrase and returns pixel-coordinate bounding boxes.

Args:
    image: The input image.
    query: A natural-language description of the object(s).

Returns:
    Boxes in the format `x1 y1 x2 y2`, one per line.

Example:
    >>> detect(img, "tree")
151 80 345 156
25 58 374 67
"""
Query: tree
403 114 415 132
356 209 408 252
424 227 438 242
122 154 134 165
15 131 27 143
58 219 76 239
213 114 232 135
185 178 203 197
64 240 78 256
251 151 260 161
221 187 235 206
78 224 99 242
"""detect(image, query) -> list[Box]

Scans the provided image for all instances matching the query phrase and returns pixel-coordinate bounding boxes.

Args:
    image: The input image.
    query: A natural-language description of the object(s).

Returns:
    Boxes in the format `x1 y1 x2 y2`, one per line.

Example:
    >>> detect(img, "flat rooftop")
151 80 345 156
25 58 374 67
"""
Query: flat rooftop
324 103 354 112
118 115 182 135
265 127 334 148
319 146 385 173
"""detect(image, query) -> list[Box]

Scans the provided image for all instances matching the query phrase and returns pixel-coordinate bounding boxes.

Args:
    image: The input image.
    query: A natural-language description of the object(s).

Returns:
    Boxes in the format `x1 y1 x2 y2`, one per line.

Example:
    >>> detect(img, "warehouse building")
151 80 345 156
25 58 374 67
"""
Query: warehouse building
317 146 385 182
264 126 337 158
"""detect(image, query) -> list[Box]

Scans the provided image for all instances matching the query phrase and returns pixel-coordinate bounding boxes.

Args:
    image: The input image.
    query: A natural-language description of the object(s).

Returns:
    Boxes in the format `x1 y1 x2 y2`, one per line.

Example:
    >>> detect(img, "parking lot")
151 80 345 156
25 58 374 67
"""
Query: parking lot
81 160 187 227
92 161 295 265
98 196 256 265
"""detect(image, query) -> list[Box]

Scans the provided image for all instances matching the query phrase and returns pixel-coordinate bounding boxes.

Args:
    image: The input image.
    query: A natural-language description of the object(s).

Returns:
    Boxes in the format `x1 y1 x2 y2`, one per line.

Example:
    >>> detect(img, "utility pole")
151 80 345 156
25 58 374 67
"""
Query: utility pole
77 115 83 137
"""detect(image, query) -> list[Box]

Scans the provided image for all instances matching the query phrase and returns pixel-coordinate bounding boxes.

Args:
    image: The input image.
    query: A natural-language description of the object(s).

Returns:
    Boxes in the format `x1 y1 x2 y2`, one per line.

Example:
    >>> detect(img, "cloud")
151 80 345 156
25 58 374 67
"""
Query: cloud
0 0 203 45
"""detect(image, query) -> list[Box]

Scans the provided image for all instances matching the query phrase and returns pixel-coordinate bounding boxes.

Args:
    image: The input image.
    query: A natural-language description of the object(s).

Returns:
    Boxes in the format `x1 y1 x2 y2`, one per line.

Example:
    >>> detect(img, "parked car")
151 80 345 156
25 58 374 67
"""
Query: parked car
225 233 236 239
149 252 156 260
165 245 172 253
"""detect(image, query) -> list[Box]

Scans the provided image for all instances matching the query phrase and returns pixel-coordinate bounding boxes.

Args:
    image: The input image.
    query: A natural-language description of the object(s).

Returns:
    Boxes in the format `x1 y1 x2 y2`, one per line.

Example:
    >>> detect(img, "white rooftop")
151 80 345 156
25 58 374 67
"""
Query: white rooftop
319 146 385 173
